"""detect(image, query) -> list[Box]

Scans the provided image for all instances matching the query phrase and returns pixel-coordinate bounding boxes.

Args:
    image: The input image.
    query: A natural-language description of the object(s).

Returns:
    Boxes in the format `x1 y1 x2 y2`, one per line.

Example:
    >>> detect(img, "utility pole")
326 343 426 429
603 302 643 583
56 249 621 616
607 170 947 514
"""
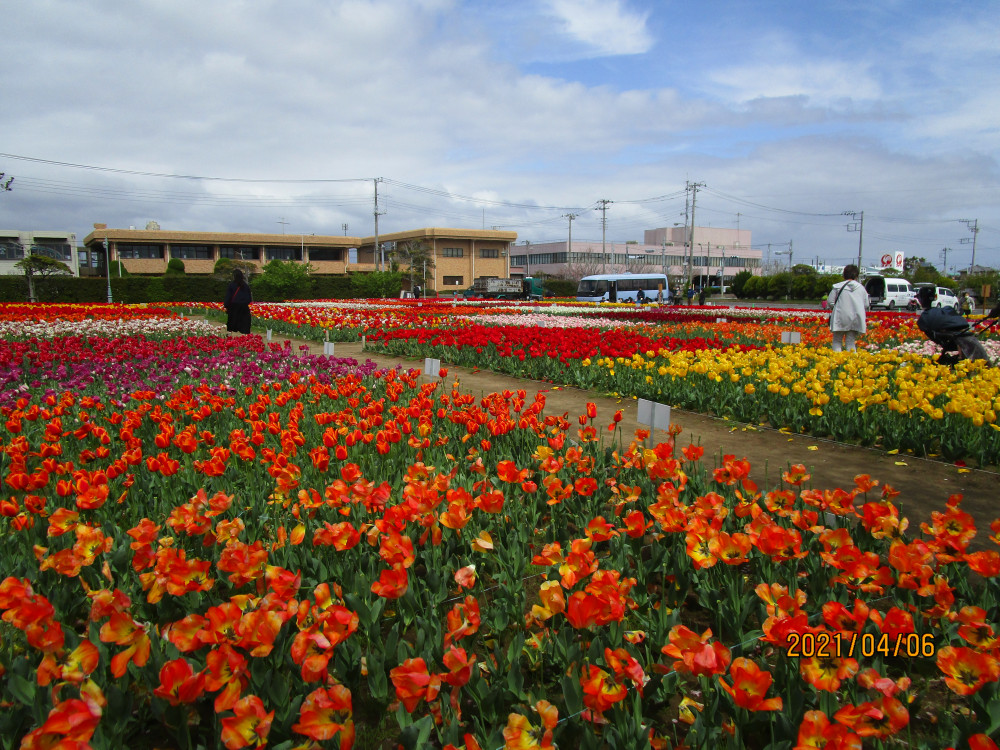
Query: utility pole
843 210 863 269
373 178 385 271
596 200 612 273
342 223 348 236
277 217 289 235
961 219 979 273
941 247 951 273
687 181 705 289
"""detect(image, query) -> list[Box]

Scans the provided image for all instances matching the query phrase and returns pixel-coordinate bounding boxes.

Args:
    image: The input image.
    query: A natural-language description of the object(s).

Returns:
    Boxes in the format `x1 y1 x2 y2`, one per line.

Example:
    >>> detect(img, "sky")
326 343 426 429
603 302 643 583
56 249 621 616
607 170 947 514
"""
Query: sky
2 0 999 271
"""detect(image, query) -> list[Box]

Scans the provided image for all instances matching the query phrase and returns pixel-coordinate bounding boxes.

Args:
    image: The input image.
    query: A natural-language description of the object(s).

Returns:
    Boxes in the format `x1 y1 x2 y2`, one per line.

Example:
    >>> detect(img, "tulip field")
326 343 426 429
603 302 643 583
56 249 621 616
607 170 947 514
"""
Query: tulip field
2 300 1000 750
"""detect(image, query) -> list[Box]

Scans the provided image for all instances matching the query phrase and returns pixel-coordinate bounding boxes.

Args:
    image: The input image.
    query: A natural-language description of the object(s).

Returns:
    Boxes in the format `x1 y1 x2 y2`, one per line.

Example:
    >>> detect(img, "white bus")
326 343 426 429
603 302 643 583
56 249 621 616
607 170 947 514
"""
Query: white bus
575 273 671 303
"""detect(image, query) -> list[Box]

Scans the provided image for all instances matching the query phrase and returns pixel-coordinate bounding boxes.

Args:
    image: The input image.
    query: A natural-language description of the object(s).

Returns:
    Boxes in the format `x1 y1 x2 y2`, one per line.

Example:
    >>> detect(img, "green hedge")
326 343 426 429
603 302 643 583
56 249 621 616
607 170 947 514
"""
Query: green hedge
0 274 364 304
542 278 577 298
309 275 360 300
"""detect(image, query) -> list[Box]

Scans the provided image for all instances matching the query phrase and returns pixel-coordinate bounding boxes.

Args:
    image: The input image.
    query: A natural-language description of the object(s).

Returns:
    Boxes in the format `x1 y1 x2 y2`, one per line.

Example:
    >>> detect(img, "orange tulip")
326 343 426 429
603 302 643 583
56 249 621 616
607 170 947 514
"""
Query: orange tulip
719 657 783 711
100 611 151 678
153 658 206 706
444 595 481 645
580 665 627 714
833 696 908 738
440 645 476 687
799 651 860 692
937 646 1000 695
205 644 249 712
796 710 862 750
292 684 353 741
454 565 477 589
390 657 441 713
661 624 732 676
220 694 274 750
370 566 408 599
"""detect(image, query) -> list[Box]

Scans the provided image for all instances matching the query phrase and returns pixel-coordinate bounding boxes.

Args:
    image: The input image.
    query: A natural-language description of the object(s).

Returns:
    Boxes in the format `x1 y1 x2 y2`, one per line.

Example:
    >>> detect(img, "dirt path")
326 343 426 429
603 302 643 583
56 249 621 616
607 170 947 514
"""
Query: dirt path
245 325 999 544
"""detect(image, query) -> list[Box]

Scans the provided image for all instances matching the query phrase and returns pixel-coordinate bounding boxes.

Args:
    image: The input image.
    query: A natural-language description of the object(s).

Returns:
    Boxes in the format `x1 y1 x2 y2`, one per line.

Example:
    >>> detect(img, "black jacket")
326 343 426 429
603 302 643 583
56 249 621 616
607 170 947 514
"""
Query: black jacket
225 281 252 307
917 306 970 347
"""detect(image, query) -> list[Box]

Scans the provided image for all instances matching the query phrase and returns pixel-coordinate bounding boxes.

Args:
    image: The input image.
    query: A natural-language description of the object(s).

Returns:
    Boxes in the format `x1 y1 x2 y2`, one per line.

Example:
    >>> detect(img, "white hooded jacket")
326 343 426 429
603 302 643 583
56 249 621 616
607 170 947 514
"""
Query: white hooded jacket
827 279 869 333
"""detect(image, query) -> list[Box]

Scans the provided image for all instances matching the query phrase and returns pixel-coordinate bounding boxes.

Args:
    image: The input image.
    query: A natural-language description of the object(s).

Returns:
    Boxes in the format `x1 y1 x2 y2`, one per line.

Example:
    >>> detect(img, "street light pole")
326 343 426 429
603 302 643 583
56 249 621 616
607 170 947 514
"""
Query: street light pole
719 245 727 295
564 213 577 267
104 236 113 303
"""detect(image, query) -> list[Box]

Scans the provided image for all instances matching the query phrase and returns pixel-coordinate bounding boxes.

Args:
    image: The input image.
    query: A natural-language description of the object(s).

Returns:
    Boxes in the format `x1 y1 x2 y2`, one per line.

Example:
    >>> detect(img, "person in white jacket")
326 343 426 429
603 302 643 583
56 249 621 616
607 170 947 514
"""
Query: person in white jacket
827 265 869 352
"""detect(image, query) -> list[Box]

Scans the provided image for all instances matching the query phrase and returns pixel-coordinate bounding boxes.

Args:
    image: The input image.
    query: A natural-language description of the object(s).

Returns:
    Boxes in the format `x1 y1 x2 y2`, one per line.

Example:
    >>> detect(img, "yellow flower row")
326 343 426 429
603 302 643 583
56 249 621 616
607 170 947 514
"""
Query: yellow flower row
587 345 1000 425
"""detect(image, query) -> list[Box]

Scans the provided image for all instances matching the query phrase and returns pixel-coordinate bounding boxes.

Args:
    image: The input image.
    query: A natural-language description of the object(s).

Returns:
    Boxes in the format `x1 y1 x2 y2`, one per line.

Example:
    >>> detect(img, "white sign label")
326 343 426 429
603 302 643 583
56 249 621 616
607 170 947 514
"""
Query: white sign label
637 398 671 436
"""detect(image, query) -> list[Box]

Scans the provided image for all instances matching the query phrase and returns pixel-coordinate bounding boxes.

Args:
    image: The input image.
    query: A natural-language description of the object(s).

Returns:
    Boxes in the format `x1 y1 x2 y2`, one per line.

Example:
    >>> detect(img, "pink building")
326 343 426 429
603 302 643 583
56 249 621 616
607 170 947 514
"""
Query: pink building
509 225 760 290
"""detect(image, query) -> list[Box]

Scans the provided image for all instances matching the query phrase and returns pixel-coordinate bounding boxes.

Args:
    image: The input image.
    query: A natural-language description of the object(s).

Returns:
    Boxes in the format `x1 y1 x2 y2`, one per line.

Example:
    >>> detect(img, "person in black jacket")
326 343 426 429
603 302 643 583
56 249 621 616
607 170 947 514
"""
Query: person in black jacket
224 269 253 334
916 286 989 364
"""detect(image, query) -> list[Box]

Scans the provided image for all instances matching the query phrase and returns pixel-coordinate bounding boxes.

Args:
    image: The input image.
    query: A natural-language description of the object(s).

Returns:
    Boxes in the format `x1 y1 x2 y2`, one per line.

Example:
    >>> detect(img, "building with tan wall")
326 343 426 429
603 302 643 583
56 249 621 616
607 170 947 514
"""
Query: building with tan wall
356 227 517 292
82 225 517 293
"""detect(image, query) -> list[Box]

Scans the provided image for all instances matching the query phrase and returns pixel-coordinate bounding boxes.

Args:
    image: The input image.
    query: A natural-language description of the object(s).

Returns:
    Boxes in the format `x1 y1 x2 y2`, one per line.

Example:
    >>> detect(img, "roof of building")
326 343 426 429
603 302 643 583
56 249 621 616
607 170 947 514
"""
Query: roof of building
82 228 358 246
82 226 519 246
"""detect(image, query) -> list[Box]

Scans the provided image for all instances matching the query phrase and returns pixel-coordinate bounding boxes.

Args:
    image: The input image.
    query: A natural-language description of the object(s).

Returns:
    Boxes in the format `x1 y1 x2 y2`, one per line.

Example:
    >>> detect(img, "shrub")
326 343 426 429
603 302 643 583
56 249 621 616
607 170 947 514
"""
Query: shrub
542 278 577 298
730 271 752 298
742 275 765 299
166 258 186 275
767 272 793 300
254 260 315 301
349 270 402 300
310 275 358 299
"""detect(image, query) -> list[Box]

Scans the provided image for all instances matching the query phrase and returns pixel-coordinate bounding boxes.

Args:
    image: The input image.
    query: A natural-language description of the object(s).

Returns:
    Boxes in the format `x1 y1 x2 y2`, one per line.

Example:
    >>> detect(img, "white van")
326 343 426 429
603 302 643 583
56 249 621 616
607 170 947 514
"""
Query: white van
911 283 960 311
863 277 914 310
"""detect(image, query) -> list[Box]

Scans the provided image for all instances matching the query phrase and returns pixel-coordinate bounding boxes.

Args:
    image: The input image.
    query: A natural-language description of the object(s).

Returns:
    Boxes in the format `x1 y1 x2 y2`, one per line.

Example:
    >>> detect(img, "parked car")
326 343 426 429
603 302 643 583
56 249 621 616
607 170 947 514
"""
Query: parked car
863 276 914 310
909 283 960 311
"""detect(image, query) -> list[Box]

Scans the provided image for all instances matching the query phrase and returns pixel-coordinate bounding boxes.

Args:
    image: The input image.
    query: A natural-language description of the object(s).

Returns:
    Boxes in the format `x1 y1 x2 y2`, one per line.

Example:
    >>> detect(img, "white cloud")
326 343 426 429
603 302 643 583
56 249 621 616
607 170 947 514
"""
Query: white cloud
1 0 999 266
711 60 881 105
543 0 653 56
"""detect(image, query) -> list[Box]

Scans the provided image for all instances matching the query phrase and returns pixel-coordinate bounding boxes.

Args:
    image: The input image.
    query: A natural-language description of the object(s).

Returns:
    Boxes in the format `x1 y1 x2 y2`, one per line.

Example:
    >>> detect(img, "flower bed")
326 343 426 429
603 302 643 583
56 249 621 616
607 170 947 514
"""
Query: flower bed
357 314 1000 467
0 305 999 749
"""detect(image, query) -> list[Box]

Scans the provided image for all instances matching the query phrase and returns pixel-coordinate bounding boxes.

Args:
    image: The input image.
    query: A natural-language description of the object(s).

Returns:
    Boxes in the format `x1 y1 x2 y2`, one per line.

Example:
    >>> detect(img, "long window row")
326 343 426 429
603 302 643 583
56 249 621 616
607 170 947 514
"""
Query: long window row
113 244 348 262
509 251 760 268
0 241 24 260
0 241 75 261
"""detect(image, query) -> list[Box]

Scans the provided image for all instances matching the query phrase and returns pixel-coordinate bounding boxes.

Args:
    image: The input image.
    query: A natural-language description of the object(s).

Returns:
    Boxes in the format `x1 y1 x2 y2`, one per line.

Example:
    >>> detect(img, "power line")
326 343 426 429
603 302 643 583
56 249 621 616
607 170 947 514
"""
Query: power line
381 177 589 211
0 152 370 183
13 176 373 207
